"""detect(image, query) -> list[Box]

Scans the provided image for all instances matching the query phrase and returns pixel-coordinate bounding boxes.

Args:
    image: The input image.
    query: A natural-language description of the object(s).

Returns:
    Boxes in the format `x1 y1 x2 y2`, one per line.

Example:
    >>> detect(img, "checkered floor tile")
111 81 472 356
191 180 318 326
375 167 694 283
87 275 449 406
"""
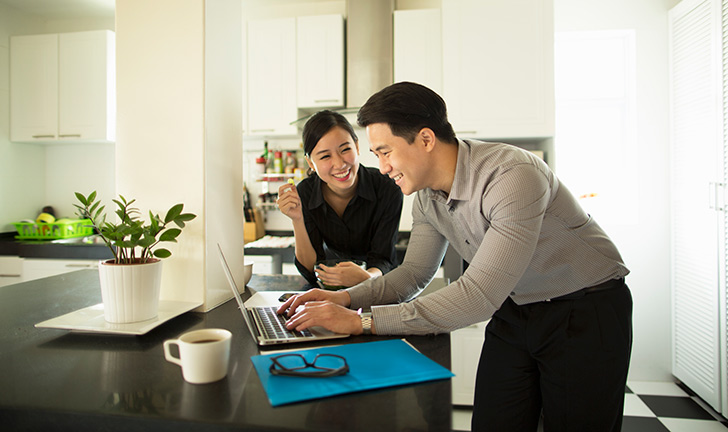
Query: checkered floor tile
452 381 728 431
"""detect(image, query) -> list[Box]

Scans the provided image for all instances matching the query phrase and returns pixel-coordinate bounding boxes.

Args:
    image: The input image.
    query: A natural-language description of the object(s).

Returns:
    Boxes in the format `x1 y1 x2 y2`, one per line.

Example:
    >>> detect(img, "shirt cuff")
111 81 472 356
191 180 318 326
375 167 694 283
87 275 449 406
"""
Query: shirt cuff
370 304 406 335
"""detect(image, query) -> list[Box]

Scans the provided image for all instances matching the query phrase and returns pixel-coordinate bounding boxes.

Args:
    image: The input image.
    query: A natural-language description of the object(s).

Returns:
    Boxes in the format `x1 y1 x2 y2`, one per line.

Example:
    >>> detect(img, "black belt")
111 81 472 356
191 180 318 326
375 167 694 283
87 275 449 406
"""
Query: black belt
545 278 625 302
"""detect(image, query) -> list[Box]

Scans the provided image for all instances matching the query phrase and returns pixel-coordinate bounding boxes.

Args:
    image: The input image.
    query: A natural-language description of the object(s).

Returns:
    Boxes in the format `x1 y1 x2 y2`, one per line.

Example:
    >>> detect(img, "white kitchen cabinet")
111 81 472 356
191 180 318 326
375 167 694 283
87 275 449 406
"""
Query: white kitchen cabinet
441 0 554 139
393 8 443 233
22 258 98 282
393 9 442 95
0 257 24 288
246 18 298 136
1 257 98 287
669 0 728 415
451 321 488 406
10 30 115 144
296 14 345 109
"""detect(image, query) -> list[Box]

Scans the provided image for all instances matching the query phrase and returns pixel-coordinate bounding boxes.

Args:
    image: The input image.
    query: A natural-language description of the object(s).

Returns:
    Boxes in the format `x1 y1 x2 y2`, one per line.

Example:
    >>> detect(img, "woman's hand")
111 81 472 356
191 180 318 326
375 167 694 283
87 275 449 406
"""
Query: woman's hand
284 300 364 335
277 182 302 221
316 261 371 288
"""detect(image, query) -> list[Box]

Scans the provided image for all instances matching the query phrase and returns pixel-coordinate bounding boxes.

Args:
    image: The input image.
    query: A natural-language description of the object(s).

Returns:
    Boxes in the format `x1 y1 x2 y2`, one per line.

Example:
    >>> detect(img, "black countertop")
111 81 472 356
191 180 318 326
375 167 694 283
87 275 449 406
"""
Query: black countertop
0 271 452 431
0 232 114 260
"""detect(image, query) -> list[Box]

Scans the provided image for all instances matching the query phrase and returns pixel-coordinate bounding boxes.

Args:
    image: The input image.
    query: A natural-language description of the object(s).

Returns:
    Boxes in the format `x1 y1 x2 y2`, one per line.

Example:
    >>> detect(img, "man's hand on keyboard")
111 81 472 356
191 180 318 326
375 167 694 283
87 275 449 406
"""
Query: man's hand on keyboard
282 300 364 336
277 288 350 318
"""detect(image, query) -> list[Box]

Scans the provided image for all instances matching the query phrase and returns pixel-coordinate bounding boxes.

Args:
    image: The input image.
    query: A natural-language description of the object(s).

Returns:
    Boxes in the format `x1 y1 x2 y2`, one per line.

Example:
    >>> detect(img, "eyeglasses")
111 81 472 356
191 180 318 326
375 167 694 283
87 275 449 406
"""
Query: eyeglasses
269 353 349 378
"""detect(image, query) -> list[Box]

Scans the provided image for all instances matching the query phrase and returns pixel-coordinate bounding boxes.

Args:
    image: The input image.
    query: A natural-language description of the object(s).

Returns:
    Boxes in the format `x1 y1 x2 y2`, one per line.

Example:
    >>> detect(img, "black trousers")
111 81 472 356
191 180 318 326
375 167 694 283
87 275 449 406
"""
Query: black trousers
471 281 633 432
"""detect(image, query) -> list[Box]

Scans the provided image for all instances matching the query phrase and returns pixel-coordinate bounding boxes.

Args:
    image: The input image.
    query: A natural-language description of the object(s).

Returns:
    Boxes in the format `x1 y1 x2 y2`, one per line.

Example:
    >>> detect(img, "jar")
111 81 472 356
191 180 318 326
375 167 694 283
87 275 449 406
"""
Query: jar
255 157 266 175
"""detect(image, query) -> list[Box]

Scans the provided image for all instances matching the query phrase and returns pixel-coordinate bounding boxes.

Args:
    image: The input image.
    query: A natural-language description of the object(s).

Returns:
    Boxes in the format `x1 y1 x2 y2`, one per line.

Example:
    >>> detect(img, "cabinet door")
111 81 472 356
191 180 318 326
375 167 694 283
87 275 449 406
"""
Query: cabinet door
669 0 725 414
442 0 554 138
247 18 298 136
0 257 24 288
451 321 488 406
59 31 115 142
22 259 98 282
296 14 345 108
10 34 59 142
394 9 442 95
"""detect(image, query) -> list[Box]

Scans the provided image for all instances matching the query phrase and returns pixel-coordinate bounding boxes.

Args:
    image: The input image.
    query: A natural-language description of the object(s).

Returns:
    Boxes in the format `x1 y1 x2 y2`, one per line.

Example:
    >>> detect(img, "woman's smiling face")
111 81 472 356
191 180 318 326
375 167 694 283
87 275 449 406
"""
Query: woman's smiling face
306 126 360 193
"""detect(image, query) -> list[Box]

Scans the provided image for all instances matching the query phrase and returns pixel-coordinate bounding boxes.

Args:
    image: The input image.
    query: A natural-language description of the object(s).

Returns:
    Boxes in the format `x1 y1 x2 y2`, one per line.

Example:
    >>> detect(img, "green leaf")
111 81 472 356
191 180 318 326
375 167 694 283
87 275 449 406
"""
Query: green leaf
159 228 181 242
165 204 183 224
138 235 156 248
176 213 196 222
75 192 88 206
88 190 97 204
154 248 172 258
174 212 196 228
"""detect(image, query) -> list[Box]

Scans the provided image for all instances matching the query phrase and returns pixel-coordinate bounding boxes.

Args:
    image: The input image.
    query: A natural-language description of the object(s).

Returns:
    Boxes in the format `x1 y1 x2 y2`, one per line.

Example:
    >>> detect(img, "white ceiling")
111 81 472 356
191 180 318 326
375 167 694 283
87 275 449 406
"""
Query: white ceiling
0 0 115 19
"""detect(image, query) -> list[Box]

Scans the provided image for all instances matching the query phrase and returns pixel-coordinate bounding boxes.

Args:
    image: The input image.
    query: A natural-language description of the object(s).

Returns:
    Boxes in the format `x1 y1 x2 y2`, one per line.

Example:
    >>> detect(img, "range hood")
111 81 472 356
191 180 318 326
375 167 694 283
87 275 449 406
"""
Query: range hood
345 0 393 109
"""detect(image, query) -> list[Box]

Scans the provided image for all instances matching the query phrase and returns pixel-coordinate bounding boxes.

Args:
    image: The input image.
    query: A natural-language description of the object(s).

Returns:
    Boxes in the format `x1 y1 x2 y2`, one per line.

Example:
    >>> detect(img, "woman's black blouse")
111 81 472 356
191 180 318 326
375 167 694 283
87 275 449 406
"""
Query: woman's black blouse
294 165 403 286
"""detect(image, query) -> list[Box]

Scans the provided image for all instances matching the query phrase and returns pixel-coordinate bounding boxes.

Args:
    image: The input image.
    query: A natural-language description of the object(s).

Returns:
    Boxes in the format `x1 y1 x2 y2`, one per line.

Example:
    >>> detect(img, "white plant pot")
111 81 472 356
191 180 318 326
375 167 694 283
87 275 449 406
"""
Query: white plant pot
98 259 163 323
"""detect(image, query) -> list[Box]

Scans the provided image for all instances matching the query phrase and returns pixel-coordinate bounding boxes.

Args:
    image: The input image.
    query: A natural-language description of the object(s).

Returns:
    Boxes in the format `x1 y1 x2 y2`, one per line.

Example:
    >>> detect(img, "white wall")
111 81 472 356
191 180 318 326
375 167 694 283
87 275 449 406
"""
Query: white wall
0 5 47 231
0 3 114 230
555 0 672 381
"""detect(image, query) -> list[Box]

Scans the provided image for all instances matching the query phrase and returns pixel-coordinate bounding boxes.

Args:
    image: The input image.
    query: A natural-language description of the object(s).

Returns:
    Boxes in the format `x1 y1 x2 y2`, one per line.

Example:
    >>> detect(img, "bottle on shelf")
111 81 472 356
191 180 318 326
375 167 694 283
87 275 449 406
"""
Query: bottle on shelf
274 151 283 174
262 140 269 161
266 148 275 174
297 142 306 171
284 151 296 174
255 156 266 175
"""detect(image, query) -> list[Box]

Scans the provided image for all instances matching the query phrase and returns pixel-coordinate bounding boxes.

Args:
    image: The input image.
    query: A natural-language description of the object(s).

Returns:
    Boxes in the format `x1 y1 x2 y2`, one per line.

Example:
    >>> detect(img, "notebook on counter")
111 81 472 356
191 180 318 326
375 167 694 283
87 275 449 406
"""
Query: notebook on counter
250 338 455 406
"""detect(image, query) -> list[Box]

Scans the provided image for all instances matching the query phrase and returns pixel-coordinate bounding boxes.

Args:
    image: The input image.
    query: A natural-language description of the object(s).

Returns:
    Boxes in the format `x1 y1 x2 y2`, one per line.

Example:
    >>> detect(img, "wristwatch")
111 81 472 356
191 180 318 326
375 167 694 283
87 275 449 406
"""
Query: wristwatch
358 309 373 335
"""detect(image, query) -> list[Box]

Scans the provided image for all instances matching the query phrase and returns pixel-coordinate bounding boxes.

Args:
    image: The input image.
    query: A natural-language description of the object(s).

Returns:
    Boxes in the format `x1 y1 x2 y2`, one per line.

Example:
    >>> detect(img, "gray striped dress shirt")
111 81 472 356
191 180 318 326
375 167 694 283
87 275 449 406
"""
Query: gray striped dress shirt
346 139 630 335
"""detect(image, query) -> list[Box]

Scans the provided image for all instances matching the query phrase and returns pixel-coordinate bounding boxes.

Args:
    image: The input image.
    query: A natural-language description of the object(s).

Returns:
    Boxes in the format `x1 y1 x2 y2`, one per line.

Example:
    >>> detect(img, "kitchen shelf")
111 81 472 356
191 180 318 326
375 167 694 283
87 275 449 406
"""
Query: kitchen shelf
256 173 296 182
257 202 279 210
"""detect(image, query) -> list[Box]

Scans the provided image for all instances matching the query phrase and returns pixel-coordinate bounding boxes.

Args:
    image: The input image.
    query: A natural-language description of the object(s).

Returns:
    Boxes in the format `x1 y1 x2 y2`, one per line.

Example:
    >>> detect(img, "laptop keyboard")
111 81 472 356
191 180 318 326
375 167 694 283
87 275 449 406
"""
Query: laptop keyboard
254 306 313 340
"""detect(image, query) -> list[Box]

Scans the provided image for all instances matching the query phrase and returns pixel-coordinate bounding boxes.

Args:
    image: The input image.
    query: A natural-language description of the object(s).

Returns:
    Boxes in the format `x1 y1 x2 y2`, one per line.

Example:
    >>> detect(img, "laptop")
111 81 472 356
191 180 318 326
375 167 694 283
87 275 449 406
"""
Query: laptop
217 244 349 346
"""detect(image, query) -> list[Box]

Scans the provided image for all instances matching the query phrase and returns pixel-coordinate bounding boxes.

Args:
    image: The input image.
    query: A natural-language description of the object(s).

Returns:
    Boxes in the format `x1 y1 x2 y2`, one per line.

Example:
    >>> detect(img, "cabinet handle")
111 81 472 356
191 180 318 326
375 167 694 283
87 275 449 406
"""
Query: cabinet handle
65 264 94 268
59 134 82 138
251 129 275 133
455 131 478 135
314 99 339 103
709 182 726 211
0 274 21 278
32 134 56 138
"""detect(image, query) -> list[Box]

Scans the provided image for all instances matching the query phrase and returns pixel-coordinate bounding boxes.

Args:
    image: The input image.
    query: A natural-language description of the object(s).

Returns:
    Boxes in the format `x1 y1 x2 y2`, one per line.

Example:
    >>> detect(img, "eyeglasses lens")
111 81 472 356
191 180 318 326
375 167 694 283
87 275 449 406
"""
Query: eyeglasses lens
271 354 348 377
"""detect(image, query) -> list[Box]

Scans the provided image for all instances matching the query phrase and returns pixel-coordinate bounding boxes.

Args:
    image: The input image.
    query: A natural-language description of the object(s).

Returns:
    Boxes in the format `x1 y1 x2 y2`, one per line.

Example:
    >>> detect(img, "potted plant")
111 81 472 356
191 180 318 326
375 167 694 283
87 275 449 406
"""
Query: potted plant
75 191 196 323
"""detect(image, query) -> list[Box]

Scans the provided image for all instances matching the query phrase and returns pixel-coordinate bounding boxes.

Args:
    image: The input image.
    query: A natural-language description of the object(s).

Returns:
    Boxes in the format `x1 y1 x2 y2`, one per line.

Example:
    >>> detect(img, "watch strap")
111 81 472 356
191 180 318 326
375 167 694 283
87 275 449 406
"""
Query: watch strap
357 308 373 335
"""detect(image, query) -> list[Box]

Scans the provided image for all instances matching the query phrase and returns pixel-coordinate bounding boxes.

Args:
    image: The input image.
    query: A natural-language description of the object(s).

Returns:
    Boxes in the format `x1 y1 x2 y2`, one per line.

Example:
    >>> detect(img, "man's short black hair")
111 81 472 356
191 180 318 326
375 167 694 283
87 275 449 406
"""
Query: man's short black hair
357 81 457 144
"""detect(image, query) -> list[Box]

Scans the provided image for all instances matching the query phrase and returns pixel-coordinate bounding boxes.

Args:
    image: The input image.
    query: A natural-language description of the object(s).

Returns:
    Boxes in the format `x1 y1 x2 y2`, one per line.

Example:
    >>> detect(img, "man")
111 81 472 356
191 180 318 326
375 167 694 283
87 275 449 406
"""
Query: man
278 82 632 432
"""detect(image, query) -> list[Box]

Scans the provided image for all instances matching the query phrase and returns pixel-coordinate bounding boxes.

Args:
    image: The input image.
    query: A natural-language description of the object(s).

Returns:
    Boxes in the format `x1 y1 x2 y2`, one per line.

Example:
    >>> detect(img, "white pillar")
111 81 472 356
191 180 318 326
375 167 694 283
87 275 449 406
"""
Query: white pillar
116 0 244 311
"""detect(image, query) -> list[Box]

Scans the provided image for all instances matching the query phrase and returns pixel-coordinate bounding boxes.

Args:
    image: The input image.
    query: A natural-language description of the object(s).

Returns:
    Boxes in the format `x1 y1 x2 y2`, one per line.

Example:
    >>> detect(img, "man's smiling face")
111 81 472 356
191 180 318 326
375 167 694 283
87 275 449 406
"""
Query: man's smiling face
367 123 429 196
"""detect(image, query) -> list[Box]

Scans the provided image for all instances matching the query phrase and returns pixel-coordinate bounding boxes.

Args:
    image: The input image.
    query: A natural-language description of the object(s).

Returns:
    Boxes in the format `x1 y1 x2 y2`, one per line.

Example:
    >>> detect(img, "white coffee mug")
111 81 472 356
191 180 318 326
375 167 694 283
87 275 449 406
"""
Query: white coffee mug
164 328 232 384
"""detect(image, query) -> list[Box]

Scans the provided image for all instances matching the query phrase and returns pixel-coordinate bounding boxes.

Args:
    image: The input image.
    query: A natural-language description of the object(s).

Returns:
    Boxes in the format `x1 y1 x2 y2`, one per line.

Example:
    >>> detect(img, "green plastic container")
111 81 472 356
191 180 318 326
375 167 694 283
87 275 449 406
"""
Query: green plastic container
13 219 93 240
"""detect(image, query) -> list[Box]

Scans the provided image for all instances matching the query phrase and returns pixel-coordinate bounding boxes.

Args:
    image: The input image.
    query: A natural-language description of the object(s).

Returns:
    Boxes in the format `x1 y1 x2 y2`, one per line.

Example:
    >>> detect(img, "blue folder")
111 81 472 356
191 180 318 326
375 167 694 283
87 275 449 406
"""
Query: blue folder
250 338 454 407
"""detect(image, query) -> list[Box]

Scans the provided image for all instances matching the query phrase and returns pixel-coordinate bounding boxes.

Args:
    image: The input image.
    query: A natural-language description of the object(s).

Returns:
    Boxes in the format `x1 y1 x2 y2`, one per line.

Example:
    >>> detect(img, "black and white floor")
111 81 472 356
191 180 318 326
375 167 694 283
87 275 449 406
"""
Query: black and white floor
452 381 728 431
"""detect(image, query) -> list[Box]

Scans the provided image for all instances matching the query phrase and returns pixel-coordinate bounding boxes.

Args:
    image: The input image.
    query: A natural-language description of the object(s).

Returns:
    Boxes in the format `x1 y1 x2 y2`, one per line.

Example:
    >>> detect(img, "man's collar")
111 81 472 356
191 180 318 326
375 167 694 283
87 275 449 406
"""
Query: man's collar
447 139 472 205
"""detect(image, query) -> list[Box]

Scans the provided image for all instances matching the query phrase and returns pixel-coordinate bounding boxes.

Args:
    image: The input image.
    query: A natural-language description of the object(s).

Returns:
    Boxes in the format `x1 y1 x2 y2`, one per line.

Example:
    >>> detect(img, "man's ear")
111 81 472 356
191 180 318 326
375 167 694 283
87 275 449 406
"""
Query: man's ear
419 128 437 153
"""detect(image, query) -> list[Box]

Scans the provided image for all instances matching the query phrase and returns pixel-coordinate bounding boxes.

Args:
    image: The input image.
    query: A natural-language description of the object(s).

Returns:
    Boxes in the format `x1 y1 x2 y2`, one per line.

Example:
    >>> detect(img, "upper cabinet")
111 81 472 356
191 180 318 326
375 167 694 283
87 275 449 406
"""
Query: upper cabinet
246 14 345 137
442 0 554 139
247 18 298 136
394 9 443 95
297 14 345 108
10 31 116 144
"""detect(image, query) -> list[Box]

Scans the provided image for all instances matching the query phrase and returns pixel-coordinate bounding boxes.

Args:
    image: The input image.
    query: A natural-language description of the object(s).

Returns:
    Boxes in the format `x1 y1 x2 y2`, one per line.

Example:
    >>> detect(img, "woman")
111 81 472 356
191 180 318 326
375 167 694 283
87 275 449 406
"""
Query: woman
277 110 403 288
